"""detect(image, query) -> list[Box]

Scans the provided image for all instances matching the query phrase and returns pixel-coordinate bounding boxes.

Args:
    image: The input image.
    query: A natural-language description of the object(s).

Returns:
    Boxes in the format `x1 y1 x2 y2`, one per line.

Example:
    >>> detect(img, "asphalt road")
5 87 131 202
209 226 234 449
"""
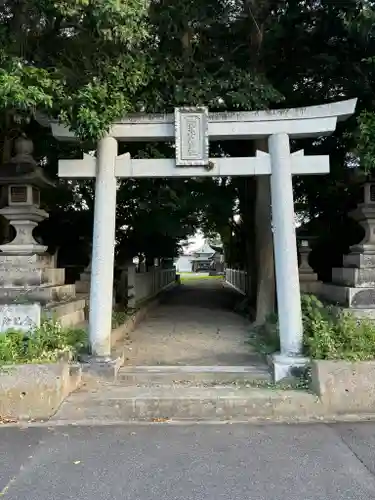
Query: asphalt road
2 422 375 499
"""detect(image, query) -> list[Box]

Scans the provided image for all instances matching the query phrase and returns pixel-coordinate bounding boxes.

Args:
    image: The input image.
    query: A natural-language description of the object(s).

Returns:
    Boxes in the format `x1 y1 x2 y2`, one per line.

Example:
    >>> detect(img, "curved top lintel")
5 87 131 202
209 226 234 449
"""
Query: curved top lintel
114 98 357 125
36 98 358 142
210 98 358 124
36 98 358 128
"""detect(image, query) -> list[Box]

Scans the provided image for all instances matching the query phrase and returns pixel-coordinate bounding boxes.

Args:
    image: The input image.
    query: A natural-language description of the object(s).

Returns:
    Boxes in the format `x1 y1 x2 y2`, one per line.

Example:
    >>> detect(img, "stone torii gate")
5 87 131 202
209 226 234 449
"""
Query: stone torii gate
42 99 357 380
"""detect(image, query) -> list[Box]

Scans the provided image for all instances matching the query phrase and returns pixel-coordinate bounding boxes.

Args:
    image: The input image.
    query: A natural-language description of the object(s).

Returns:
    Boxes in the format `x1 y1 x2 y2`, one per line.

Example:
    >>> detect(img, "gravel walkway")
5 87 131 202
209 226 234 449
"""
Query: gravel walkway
123 278 262 366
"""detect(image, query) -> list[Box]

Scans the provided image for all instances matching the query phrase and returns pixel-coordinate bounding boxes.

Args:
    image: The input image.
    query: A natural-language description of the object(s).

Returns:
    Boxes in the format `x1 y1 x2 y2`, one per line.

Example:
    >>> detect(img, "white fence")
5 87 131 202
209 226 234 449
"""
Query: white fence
119 266 176 307
225 269 248 295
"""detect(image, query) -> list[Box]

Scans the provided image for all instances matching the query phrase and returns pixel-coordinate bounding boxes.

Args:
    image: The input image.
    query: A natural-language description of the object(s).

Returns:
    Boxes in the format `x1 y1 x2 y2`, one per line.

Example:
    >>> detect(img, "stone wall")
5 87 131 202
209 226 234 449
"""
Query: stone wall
118 266 176 307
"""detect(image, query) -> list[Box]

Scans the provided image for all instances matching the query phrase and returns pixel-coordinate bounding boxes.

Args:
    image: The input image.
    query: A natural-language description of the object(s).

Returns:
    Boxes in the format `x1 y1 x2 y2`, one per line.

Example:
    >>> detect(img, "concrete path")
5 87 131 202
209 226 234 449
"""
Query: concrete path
2 422 375 499
123 278 261 366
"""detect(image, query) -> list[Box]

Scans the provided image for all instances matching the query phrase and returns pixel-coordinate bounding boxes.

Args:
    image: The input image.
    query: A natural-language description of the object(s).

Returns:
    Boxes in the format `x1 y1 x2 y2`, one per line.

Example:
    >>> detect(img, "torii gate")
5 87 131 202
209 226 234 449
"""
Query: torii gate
42 99 357 380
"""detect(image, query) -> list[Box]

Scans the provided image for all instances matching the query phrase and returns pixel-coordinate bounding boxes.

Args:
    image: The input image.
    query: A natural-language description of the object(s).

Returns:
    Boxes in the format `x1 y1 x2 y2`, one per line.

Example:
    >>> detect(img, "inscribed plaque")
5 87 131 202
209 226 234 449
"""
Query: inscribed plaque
0 303 41 333
175 107 209 166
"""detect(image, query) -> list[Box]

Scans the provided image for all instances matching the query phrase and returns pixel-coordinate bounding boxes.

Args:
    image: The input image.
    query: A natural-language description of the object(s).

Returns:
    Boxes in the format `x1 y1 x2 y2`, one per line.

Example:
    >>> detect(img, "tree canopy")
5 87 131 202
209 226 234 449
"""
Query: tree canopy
0 0 148 142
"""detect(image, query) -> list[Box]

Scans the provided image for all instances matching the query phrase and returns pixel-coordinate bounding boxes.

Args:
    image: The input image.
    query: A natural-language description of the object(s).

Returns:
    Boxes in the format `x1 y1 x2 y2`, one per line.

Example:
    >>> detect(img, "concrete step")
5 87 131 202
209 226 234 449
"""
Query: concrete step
51 383 324 423
116 365 272 386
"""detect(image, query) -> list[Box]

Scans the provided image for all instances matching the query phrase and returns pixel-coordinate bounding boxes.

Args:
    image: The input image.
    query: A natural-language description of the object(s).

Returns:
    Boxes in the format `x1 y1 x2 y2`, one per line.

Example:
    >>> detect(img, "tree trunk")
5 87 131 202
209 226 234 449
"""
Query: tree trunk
253 139 275 324
241 0 276 324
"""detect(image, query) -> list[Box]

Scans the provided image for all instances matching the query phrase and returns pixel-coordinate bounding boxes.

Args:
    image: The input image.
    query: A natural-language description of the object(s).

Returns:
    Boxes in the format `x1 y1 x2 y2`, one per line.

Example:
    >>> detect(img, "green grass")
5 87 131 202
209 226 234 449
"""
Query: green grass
179 273 223 282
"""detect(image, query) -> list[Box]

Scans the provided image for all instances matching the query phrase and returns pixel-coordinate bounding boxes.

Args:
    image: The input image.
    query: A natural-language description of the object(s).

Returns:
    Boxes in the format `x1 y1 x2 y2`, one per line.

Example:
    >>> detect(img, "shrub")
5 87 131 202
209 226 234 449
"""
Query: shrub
251 294 375 361
0 319 88 366
112 310 128 329
302 294 375 361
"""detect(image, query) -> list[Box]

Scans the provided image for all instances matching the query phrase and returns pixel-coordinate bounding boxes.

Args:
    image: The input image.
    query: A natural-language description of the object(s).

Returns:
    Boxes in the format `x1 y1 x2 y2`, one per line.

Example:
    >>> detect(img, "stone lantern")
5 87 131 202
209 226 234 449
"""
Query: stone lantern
0 135 85 332
323 175 375 311
297 234 320 293
0 135 55 255
298 237 316 276
348 176 375 255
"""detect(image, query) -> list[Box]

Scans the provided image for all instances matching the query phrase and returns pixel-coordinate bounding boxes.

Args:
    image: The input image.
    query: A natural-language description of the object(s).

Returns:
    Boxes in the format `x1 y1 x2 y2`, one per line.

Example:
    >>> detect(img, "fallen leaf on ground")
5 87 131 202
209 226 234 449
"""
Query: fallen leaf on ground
151 418 170 423
0 416 17 424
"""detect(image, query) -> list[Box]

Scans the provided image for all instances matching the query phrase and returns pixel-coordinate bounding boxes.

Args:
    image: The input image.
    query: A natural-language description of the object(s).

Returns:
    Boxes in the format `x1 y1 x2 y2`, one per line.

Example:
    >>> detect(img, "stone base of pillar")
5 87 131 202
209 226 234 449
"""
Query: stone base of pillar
271 353 310 382
80 355 123 381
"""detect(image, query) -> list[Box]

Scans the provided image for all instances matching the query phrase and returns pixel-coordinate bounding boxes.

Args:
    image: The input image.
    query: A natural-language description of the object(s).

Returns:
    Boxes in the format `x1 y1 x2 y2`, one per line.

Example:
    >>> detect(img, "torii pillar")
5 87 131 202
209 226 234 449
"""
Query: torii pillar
269 133 307 379
89 135 118 357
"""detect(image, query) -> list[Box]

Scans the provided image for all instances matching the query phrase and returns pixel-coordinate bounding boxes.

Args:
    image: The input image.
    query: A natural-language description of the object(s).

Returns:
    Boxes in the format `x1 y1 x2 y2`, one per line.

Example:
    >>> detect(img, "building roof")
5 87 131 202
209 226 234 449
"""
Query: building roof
194 241 216 256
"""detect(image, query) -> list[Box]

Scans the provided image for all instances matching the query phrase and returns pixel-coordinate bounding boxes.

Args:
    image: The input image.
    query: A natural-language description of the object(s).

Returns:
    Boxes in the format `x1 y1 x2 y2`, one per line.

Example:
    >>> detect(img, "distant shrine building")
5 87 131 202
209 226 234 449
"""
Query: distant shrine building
175 241 224 273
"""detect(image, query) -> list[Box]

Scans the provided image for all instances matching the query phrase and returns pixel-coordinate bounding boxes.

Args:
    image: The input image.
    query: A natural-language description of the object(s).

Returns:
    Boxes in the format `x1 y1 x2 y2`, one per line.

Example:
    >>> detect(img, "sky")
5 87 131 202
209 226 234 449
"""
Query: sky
181 231 206 253
182 212 307 254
